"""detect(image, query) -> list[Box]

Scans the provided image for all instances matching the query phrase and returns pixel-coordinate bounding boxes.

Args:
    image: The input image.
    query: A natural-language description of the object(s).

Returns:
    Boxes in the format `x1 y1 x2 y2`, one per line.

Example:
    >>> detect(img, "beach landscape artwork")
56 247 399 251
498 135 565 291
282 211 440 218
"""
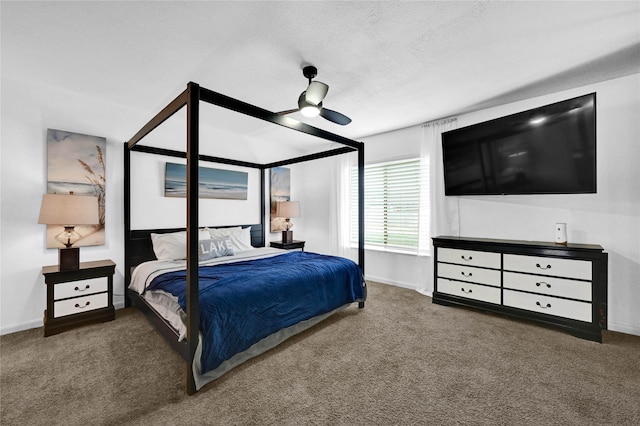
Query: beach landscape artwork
164 162 248 200
46 129 106 248
270 167 290 232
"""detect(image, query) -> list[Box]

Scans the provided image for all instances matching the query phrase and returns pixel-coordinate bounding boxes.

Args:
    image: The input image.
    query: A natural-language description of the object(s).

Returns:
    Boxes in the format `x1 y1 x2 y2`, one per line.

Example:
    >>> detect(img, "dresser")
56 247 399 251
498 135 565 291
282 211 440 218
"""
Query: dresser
42 259 116 337
433 236 607 342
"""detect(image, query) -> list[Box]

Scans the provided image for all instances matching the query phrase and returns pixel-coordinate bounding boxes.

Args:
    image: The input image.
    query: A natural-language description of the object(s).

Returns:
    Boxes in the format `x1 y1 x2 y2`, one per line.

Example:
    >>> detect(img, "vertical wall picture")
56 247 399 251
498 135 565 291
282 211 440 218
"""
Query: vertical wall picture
46 129 106 248
270 167 290 232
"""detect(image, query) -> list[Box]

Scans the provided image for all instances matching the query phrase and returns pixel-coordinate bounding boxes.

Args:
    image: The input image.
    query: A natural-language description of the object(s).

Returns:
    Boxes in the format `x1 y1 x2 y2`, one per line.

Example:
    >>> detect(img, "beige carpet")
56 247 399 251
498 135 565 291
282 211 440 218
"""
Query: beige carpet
2 282 639 425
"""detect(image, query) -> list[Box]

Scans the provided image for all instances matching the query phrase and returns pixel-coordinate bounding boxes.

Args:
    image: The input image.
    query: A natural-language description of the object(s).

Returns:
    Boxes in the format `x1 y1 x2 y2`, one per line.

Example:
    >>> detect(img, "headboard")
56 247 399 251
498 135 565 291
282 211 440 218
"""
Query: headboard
128 223 264 269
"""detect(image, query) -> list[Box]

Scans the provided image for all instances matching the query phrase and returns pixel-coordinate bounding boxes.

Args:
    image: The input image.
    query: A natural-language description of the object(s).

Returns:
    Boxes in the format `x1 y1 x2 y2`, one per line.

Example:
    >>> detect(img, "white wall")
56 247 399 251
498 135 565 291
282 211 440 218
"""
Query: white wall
0 77 266 334
452 74 640 335
295 73 639 336
2 73 638 336
129 151 262 229
0 75 314 334
0 77 139 333
291 126 432 291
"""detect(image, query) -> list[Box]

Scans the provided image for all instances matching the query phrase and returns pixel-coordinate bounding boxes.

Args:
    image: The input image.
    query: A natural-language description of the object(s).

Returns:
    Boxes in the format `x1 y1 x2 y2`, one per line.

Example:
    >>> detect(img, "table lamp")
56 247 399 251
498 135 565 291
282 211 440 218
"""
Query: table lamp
276 201 300 243
38 193 99 270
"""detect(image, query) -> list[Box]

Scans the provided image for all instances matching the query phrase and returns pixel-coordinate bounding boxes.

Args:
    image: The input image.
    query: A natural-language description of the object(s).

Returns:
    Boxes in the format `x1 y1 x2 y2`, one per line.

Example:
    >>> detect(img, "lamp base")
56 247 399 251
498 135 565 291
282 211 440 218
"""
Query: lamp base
59 247 80 271
282 230 293 244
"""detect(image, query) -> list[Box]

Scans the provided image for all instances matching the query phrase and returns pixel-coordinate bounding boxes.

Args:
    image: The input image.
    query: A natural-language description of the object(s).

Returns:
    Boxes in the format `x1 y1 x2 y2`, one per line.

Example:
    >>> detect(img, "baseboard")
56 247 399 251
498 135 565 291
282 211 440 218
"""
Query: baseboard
364 274 415 291
1 301 127 336
607 321 640 337
1 319 43 336
416 288 434 298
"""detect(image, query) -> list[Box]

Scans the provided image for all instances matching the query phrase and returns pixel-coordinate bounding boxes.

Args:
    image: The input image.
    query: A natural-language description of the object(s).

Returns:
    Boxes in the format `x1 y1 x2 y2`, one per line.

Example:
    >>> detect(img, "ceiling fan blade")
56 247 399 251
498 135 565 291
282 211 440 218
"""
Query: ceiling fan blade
319 108 352 125
276 108 300 115
305 81 329 105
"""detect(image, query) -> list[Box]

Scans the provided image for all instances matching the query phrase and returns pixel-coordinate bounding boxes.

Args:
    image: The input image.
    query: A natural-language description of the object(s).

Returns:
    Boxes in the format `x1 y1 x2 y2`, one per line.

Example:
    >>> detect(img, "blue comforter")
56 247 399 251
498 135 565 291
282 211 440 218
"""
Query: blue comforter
146 251 365 374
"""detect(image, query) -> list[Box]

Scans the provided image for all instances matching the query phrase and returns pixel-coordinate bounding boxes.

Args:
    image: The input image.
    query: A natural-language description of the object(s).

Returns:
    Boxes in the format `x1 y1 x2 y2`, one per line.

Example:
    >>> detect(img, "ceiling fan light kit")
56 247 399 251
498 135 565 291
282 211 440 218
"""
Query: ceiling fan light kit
298 93 321 117
278 65 352 125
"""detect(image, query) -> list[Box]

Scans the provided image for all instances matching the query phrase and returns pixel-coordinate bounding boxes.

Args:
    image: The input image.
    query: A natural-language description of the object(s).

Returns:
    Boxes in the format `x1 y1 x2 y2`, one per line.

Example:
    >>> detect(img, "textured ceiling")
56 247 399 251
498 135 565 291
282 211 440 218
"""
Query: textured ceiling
2 1 639 145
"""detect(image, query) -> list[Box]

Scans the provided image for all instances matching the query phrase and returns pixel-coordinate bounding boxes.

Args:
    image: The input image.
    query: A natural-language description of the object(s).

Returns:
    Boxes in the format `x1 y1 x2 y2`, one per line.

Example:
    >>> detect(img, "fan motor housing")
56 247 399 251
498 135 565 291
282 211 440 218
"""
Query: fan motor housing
303 66 318 80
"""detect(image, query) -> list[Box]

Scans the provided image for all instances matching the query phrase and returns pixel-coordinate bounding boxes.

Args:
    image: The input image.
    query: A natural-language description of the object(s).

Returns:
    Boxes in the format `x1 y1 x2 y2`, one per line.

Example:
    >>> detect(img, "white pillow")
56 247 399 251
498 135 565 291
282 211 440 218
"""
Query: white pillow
206 226 254 252
230 227 253 252
150 230 211 260
207 226 241 239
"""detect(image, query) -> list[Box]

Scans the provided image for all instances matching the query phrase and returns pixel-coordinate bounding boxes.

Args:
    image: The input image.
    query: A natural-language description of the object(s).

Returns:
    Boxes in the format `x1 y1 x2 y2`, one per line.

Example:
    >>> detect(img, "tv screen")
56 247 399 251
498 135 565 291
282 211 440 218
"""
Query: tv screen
442 93 596 196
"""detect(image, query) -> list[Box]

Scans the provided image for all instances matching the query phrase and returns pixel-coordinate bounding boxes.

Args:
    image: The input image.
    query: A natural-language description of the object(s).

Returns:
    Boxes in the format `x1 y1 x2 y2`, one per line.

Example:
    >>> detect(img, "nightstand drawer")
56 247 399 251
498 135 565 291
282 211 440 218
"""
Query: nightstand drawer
54 293 109 318
437 278 501 304
503 272 592 301
503 289 592 322
504 254 591 280
54 278 107 300
437 248 501 269
437 263 501 287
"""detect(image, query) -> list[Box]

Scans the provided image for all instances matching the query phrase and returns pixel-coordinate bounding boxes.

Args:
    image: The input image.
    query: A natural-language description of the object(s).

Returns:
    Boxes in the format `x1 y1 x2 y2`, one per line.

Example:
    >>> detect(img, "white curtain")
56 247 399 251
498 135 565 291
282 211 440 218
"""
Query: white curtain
416 117 459 294
329 153 356 259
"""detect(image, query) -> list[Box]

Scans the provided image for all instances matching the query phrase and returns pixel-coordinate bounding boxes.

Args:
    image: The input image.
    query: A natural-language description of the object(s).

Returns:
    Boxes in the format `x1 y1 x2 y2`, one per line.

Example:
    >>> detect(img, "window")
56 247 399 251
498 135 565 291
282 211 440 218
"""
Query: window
350 158 421 253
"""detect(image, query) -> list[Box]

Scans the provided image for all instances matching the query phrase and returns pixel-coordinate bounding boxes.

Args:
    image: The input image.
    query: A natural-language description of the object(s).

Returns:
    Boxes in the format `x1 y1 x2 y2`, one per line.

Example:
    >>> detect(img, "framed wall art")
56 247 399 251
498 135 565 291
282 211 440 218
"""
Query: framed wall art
270 166 290 232
46 129 106 248
164 162 248 200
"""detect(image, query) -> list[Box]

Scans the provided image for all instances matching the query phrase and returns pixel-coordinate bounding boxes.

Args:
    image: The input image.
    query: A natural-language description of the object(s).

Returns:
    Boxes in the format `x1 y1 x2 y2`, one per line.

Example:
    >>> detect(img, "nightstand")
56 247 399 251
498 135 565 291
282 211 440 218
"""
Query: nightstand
270 240 306 251
42 259 116 337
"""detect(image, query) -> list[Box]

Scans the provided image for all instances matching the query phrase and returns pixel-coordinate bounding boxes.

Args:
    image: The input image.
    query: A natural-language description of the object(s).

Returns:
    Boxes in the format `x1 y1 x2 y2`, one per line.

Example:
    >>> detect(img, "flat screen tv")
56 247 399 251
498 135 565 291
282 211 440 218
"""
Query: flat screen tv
442 93 596 196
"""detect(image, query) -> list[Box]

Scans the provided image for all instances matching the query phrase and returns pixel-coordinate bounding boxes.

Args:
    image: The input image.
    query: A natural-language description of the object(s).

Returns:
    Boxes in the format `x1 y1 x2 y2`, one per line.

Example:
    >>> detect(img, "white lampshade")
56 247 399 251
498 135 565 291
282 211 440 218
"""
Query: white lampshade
38 193 99 225
276 201 300 218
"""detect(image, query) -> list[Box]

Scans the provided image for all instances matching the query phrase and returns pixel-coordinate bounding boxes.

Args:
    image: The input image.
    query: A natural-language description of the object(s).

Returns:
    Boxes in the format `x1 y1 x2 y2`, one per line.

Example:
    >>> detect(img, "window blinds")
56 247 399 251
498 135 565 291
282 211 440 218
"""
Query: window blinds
351 158 421 252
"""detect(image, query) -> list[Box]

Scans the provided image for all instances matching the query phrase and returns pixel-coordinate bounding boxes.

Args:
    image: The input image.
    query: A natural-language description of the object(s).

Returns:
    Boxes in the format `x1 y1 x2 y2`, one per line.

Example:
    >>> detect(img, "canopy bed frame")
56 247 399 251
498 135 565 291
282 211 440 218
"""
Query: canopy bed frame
124 82 365 394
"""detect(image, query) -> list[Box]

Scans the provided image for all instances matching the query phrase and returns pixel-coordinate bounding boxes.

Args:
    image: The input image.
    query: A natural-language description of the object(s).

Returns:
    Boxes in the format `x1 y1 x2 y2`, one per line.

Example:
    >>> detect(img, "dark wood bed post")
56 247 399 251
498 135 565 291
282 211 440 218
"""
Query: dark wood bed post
260 167 266 242
357 143 365 308
185 82 201 395
123 142 131 307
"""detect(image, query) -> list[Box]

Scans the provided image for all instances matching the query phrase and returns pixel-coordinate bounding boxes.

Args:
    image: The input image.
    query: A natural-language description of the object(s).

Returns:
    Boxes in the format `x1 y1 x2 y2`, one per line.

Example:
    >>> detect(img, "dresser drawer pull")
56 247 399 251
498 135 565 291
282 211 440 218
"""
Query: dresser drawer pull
461 271 473 278
535 282 552 288
74 301 91 309
536 301 551 309
74 285 91 292
461 288 473 294
536 263 552 270
461 255 473 261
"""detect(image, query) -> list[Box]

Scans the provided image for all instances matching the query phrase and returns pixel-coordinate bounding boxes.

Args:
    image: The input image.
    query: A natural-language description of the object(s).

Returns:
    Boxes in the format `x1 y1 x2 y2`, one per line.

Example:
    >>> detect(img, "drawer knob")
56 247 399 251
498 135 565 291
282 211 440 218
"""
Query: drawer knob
461 271 473 277
461 288 473 294
536 263 552 270
74 284 91 292
74 301 91 309
535 282 552 288
461 255 473 261
536 301 551 309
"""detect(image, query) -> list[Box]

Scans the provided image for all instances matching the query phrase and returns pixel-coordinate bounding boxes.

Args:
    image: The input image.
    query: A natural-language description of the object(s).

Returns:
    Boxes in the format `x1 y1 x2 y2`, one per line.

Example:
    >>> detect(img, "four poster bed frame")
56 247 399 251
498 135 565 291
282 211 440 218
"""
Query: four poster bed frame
124 82 365 394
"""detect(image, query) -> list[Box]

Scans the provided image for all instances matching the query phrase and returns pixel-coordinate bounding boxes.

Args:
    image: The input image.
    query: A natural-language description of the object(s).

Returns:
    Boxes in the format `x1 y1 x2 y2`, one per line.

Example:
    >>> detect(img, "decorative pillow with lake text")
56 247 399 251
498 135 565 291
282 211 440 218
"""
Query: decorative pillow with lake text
198 238 235 261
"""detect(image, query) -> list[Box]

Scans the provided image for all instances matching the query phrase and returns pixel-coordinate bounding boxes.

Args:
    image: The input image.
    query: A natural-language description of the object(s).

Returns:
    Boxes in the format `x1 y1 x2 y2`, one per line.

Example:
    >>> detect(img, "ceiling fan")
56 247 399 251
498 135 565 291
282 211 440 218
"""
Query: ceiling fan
278 65 352 125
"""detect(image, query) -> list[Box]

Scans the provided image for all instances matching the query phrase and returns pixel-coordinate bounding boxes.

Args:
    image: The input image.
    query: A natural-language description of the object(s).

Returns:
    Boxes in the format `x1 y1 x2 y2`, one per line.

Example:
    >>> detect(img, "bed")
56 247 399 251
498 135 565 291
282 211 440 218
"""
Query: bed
124 82 365 394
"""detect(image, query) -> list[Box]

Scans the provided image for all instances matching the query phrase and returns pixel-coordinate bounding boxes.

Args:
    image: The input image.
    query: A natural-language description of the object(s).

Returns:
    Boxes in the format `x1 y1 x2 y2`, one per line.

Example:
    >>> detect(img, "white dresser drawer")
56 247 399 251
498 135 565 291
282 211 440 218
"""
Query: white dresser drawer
54 293 109 318
503 272 592 301
503 289 592 322
437 278 501 304
438 248 501 269
438 262 501 287
54 278 107 300
503 254 592 280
